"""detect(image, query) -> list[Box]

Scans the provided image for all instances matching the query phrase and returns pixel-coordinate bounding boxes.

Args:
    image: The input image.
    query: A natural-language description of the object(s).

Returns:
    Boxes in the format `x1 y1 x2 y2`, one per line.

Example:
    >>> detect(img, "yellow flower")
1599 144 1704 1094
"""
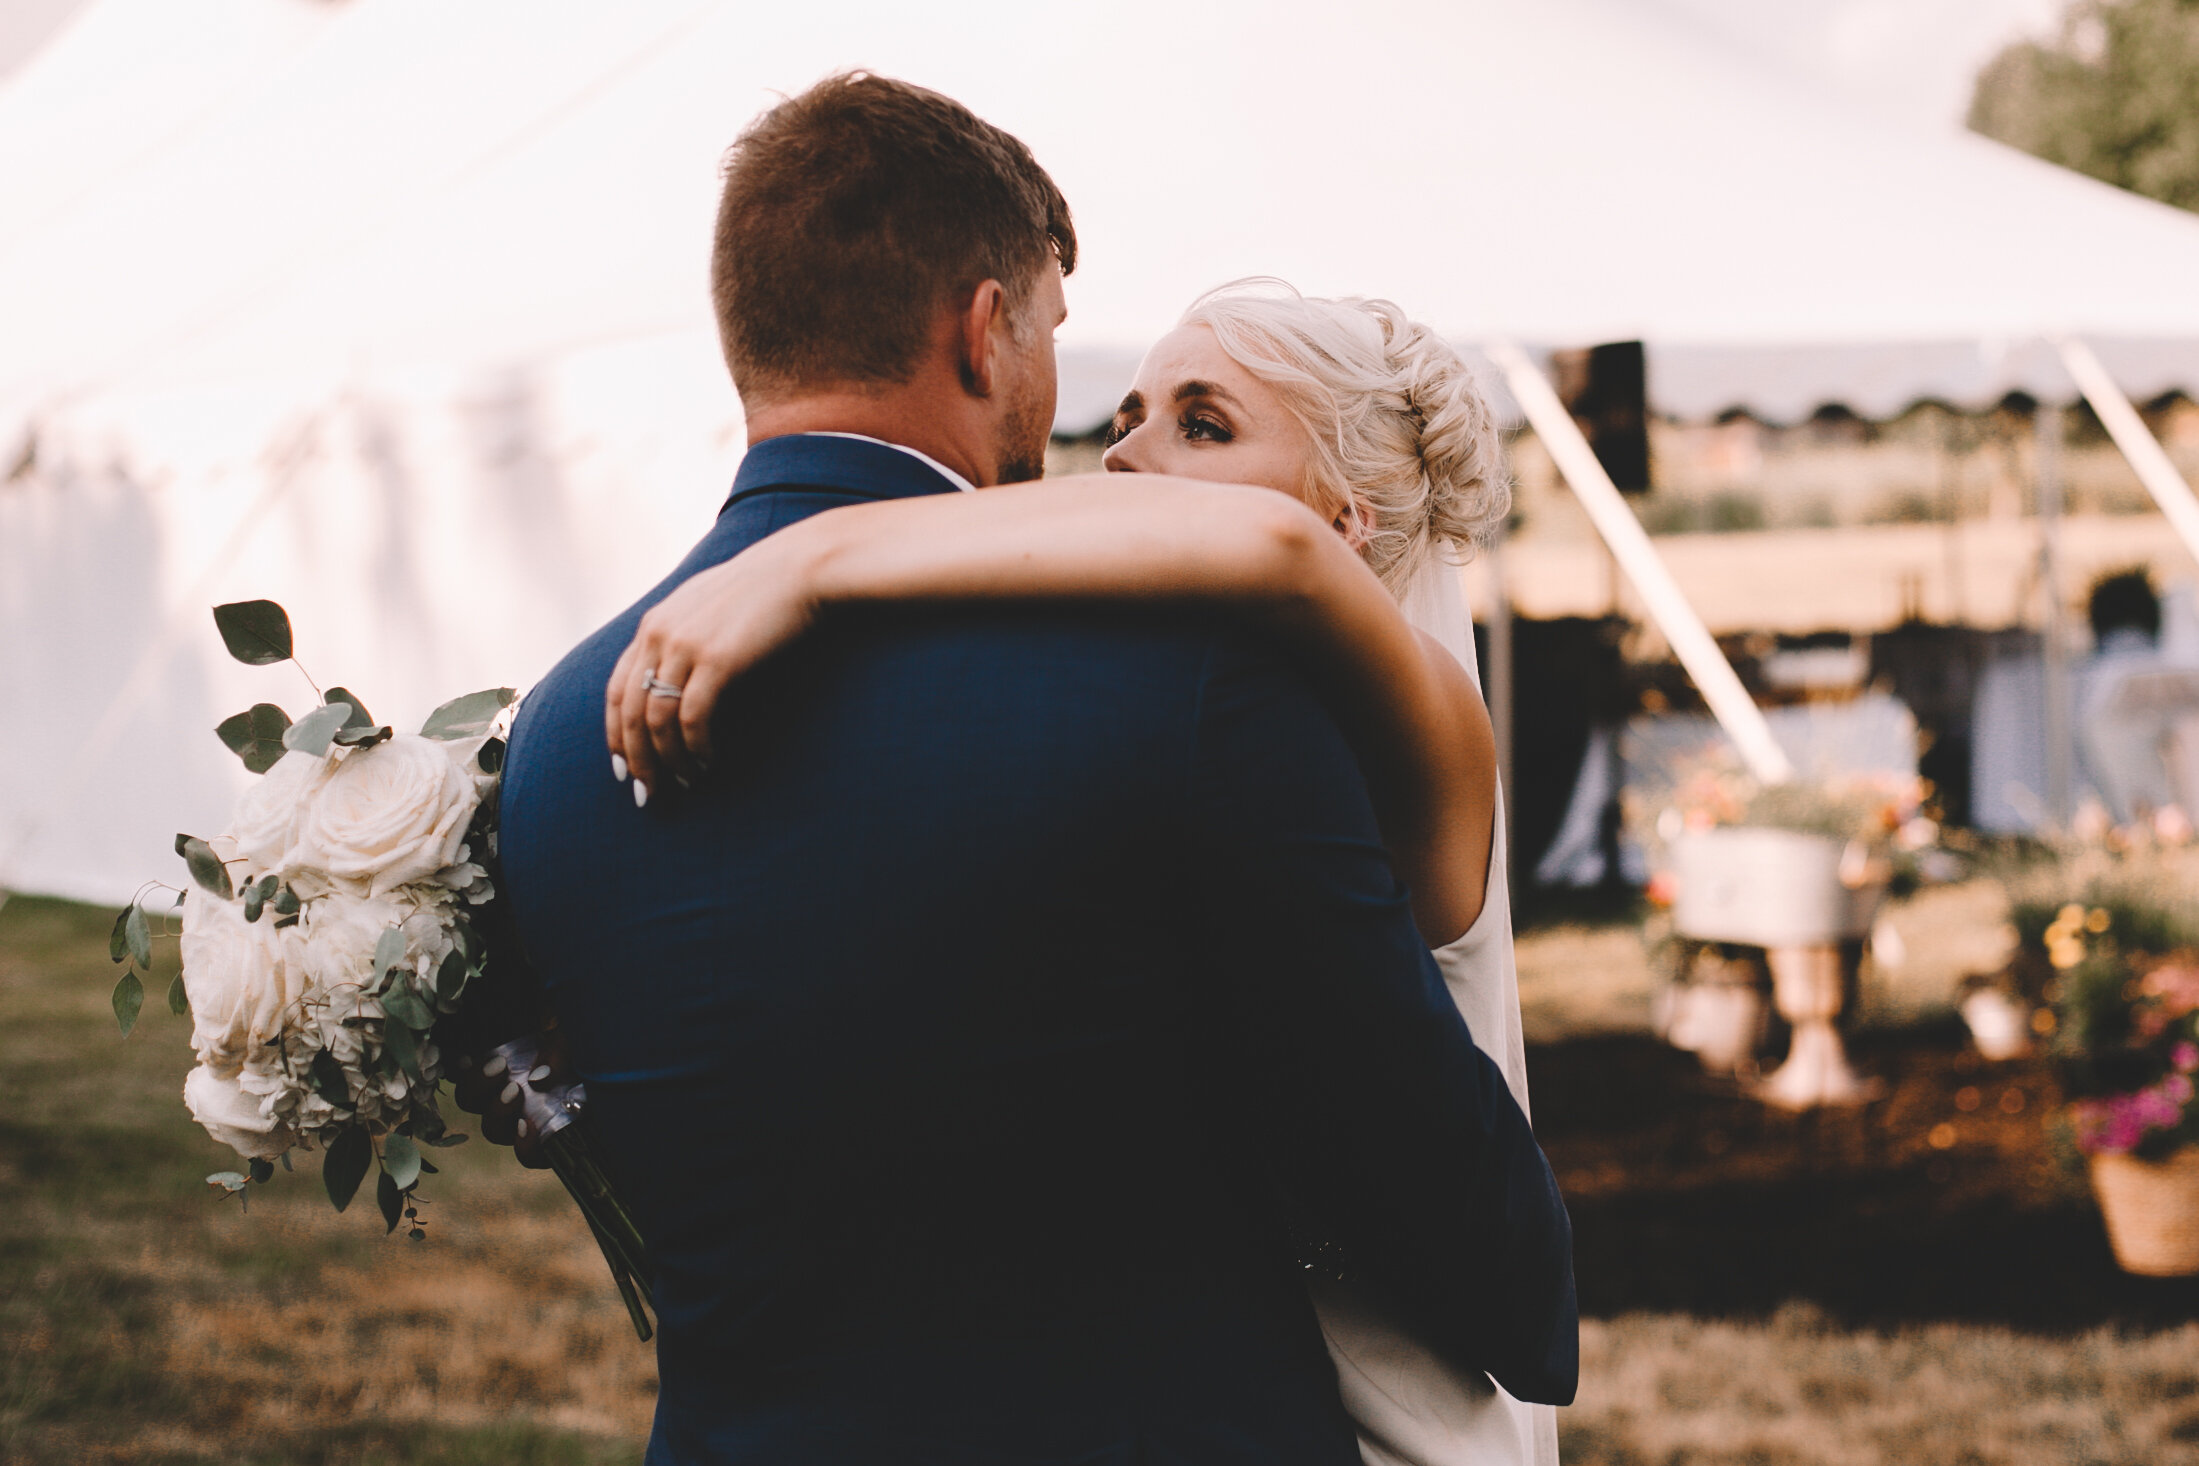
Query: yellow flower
2049 938 2087 969
2085 908 2112 934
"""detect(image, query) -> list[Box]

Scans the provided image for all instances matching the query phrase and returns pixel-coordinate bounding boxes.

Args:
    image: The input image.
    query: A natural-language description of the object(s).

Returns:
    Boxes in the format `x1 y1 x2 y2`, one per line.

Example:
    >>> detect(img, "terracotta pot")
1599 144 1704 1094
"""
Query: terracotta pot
2090 1148 2199 1277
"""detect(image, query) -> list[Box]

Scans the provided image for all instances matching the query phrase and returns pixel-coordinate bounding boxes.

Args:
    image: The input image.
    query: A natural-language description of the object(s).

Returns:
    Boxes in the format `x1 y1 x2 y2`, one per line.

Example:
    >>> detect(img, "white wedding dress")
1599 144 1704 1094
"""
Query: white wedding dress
1306 557 1561 1466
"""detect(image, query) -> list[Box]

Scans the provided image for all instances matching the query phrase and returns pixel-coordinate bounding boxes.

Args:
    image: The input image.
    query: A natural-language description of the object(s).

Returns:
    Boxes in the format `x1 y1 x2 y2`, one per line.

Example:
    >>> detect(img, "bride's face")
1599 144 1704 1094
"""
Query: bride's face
1100 325 1322 509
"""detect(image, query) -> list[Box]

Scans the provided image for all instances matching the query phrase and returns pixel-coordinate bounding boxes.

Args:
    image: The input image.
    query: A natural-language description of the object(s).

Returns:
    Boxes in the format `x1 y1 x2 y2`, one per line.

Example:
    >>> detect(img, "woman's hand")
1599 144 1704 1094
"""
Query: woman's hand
607 526 822 797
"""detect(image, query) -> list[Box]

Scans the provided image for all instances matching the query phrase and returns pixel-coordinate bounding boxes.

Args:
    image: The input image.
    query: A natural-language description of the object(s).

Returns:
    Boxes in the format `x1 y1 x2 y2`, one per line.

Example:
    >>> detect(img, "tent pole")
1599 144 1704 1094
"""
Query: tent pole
2035 400 2073 828
1487 341 1793 785
2055 336 2199 568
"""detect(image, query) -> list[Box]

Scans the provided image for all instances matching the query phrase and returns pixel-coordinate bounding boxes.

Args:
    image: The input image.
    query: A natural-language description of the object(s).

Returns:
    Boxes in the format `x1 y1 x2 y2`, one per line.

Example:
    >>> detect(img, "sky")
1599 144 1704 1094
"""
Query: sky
1651 0 2067 127
0 0 2075 115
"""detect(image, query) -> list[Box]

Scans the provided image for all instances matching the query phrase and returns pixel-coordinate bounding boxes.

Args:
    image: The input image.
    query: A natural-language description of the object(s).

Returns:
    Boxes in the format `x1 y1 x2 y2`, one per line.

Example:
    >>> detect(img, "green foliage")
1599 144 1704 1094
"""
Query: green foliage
421 687 517 741
324 688 375 729
309 1051 350 1110
1969 0 2199 213
383 1132 422 1192
166 972 188 1017
111 971 143 1037
123 905 152 969
211 600 293 666
281 701 351 757
322 1126 371 1212
383 1018 424 1084
177 837 233 901
214 703 292 774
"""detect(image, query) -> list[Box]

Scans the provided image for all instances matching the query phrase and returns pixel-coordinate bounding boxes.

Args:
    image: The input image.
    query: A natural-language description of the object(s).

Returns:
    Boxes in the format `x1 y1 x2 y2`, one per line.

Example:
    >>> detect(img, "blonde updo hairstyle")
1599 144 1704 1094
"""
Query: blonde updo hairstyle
1179 279 1510 595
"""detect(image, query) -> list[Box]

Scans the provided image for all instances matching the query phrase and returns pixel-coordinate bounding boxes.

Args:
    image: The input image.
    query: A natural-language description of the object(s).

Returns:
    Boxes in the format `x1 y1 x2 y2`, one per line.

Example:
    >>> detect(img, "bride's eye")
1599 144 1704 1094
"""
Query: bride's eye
1181 413 1232 444
1102 417 1133 447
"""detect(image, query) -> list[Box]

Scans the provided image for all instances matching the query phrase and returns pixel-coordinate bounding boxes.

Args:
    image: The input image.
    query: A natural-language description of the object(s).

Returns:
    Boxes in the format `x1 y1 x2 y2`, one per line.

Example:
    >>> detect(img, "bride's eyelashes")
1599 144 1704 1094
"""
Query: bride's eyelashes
1179 411 1232 444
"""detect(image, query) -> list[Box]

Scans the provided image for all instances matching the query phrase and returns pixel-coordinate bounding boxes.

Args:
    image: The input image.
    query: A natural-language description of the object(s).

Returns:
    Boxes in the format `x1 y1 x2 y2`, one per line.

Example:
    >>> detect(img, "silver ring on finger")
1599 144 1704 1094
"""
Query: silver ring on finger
640 666 684 700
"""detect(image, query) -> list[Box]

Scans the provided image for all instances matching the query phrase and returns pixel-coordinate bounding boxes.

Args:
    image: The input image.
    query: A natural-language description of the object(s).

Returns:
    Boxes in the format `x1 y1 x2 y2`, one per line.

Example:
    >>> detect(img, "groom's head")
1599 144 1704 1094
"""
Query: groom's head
712 73 1076 484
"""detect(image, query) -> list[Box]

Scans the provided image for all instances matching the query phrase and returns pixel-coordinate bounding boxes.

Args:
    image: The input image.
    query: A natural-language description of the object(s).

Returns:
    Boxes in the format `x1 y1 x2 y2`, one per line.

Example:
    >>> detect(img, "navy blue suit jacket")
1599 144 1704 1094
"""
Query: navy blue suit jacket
499 435 1576 1464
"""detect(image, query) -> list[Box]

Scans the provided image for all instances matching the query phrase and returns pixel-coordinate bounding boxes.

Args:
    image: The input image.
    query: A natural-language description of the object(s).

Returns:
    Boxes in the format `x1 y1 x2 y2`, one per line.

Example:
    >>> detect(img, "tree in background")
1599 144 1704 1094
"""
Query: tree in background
1969 0 2199 213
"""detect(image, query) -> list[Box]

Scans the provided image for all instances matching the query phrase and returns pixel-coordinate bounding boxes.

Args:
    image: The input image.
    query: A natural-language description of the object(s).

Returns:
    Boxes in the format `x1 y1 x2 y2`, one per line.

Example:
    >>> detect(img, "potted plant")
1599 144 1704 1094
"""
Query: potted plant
2034 861 2199 1276
1633 752 1935 1106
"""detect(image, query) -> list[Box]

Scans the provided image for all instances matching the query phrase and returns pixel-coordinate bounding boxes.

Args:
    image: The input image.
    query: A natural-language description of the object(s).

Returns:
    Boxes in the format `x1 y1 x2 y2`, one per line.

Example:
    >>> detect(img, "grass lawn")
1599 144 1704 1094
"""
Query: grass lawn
5 892 2197 1463
0 895 653 1464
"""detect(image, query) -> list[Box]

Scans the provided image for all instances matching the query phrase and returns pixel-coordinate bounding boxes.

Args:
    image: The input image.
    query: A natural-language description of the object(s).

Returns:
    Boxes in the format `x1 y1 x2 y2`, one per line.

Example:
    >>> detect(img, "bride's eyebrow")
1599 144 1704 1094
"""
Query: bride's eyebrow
1115 389 1145 417
1172 379 1238 409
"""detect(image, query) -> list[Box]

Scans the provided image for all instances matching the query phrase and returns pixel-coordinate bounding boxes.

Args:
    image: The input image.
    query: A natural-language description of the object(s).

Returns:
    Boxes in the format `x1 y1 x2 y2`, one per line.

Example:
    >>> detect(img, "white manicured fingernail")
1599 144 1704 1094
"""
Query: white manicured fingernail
633 780 649 808
516 1118 529 1137
499 1082 520 1105
482 1055 507 1078
611 753 628 782
527 1065 551 1083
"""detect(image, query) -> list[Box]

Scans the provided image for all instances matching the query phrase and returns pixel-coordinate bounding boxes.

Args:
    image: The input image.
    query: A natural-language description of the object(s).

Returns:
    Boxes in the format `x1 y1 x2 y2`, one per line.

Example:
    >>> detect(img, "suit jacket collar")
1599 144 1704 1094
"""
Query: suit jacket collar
723 433 969 513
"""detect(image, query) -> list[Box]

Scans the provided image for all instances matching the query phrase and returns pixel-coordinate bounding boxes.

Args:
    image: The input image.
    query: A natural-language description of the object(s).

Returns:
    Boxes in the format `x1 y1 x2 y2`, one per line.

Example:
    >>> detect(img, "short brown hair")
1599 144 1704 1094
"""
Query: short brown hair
711 73 1076 400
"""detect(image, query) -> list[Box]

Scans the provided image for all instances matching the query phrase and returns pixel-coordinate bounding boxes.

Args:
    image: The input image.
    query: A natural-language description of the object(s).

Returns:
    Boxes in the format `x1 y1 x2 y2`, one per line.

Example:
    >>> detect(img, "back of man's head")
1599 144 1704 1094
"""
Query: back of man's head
712 72 1077 406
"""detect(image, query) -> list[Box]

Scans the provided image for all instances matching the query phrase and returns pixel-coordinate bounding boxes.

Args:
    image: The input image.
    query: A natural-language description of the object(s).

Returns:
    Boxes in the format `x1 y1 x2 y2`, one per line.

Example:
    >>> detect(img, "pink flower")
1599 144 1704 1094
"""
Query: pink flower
2174 1042 2199 1075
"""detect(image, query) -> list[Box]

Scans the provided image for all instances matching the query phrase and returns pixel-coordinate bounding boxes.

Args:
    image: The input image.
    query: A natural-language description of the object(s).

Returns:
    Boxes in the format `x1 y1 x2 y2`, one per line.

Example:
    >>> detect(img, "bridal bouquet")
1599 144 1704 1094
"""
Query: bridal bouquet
110 599 653 1335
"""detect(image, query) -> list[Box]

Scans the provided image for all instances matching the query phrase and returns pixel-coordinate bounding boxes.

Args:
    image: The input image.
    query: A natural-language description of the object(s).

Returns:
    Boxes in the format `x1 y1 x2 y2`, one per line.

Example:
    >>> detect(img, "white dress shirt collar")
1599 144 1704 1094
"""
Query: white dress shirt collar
803 432 978 494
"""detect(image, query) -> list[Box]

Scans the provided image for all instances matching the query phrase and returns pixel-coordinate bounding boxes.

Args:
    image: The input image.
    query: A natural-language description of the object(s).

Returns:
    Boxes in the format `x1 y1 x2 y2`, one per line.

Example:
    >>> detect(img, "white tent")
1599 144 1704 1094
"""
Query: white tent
6 0 2199 901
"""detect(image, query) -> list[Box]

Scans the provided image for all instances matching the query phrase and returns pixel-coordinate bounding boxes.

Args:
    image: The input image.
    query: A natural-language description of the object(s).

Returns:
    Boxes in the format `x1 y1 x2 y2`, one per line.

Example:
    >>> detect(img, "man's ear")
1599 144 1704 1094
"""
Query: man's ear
957 279 1009 398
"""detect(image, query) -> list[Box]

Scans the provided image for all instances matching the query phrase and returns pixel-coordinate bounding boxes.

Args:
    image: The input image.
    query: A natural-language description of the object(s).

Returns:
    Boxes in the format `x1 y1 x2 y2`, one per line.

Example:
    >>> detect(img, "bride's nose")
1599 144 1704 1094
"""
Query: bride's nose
1100 424 1148 474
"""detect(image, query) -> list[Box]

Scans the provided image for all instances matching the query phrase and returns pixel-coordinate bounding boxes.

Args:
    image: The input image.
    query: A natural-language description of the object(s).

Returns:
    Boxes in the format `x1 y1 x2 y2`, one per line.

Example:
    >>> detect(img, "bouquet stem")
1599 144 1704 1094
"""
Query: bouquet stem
541 1123 655 1341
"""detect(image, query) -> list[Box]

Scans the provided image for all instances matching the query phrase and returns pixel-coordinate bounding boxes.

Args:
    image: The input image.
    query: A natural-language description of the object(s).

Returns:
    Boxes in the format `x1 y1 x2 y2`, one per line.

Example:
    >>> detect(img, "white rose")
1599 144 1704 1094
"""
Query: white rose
297 890 413 997
179 891 309 1075
184 1062 295 1160
290 735 481 898
223 750 333 880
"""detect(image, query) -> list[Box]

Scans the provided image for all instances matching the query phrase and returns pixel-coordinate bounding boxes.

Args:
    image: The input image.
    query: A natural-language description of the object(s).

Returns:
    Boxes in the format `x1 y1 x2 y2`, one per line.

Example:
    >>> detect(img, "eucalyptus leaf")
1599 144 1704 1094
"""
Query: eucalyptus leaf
123 904 153 969
273 913 300 929
167 971 189 1016
380 980 435 1032
111 971 143 1036
109 908 131 964
242 873 279 924
248 1157 274 1184
174 832 195 858
420 687 517 741
433 949 470 1009
372 927 408 982
418 1157 439 1176
332 723 393 750
179 837 234 900
323 1126 371 1213
212 600 293 666
423 1131 470 1148
383 1018 424 1083
283 701 351 757
214 704 294 774
476 737 505 775
324 688 375 730
272 884 300 917
383 1132 422 1191
376 1169 403 1233
206 1171 248 1192
310 1050 351 1109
